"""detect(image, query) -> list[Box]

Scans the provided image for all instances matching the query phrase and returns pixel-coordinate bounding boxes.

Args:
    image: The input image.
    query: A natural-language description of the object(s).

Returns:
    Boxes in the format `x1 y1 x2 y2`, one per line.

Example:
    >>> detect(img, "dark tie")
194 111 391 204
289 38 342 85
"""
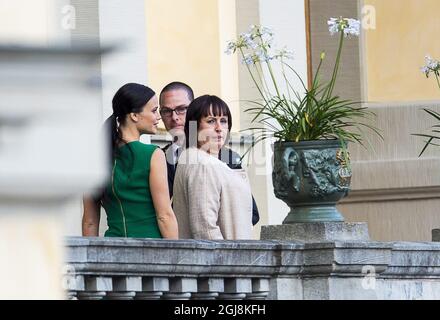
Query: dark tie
174 147 180 169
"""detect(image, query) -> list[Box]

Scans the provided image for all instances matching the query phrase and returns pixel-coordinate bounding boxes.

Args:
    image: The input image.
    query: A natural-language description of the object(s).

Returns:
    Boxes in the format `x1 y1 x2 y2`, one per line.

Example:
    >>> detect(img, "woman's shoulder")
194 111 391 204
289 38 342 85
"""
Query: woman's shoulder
121 142 159 162
179 147 226 167
129 141 159 152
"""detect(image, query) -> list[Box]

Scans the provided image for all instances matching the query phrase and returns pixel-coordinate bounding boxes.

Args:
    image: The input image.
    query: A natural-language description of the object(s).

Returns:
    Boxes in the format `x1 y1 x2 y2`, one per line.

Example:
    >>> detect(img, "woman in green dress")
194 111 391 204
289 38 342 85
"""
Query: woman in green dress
82 83 178 239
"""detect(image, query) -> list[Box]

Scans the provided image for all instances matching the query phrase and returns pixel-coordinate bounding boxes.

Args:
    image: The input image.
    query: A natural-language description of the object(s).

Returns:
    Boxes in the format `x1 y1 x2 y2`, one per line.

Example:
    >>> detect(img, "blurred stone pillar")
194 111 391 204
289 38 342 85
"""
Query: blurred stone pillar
0 46 107 299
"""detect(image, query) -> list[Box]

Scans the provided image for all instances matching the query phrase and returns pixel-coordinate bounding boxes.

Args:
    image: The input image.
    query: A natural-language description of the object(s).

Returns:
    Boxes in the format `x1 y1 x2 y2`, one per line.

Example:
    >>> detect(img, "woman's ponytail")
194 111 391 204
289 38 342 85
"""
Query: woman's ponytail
103 114 121 163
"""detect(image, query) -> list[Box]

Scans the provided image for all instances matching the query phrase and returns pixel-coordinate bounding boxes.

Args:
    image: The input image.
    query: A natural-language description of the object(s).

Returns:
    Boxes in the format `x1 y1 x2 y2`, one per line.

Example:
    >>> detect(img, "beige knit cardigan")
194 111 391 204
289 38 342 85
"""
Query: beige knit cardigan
173 147 253 240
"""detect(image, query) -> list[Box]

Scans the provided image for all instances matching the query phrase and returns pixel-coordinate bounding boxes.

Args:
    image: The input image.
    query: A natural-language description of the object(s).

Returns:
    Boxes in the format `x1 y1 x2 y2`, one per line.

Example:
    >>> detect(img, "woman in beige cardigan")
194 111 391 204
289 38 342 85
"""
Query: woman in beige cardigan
173 95 253 240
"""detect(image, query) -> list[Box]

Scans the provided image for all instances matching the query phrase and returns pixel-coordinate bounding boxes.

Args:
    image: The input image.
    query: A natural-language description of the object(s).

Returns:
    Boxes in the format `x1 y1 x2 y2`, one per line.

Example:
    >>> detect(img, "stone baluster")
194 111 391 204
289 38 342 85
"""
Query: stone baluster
246 278 270 300
218 278 252 300
77 276 112 300
106 276 142 300
135 277 169 300
64 274 85 300
191 278 224 300
162 278 198 300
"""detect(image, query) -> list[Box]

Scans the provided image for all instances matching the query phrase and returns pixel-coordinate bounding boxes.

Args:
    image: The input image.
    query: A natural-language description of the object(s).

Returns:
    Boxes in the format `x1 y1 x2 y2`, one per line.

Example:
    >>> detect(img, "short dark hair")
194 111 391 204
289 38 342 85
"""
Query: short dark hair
184 95 232 148
160 81 194 103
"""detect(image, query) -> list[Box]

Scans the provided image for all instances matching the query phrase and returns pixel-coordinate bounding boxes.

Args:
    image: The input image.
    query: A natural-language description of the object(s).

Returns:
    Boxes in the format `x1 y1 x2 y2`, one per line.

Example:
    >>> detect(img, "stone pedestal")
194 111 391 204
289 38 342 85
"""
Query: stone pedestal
260 222 370 242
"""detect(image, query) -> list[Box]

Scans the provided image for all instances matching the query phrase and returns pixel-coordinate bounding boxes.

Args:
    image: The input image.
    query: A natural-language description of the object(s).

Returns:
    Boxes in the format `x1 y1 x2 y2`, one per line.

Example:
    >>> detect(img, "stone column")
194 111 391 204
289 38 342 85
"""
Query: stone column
0 45 107 299
78 276 112 300
63 0 152 236
218 278 252 300
106 276 142 300
246 278 270 300
135 277 170 300
192 278 224 300
162 278 198 300
235 0 309 239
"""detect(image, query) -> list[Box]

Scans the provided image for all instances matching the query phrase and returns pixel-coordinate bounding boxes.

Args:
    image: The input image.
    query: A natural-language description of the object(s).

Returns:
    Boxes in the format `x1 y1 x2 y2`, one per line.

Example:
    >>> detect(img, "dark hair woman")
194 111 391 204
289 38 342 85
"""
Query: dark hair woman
82 83 178 239
173 95 253 240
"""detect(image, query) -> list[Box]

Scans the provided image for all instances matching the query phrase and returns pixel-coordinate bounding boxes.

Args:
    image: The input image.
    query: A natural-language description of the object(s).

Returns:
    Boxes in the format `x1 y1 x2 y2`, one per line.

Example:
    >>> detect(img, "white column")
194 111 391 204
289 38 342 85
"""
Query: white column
62 0 152 236
98 0 149 121
256 0 308 225
236 0 308 232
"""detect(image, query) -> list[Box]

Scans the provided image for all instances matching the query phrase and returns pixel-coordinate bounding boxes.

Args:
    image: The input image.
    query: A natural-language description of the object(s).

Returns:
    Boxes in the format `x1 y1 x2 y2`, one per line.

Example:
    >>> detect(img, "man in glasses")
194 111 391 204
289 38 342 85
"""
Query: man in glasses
159 82 193 199
159 81 260 226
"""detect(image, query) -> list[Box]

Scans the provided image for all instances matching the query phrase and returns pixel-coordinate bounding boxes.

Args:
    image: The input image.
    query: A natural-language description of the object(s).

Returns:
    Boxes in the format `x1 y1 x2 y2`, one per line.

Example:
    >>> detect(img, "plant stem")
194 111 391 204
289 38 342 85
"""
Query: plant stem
281 57 292 103
255 61 271 98
266 60 281 98
256 33 281 98
435 73 440 90
239 47 268 104
326 30 345 100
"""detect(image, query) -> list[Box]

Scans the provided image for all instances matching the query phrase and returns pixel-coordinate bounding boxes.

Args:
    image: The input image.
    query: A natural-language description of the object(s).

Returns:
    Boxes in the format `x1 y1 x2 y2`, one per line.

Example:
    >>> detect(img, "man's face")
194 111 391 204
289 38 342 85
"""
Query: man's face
159 89 191 136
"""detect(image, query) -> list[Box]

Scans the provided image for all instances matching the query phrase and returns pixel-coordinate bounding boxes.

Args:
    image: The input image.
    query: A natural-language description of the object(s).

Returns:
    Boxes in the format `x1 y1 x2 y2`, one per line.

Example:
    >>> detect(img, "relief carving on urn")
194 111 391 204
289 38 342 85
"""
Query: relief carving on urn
272 140 352 223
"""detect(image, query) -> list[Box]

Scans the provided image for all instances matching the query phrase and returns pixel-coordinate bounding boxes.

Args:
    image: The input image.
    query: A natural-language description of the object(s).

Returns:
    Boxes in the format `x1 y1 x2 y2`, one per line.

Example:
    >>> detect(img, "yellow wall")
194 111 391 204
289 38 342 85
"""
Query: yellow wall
365 0 440 102
218 0 240 130
145 0 240 131
145 0 221 98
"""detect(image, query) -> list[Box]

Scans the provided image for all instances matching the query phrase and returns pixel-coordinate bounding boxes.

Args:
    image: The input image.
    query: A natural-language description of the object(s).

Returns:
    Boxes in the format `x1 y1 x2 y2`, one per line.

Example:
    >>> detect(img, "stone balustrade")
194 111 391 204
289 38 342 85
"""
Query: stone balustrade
65 237 440 300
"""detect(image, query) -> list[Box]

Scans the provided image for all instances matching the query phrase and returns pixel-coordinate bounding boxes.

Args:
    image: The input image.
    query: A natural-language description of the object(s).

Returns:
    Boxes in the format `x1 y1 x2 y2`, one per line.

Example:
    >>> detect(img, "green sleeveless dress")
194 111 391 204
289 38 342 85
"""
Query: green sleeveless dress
102 141 162 238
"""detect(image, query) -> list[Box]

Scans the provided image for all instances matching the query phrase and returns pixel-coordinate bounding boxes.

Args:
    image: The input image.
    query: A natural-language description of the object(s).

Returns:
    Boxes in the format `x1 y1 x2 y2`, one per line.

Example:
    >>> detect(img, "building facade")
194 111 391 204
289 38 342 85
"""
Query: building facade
1 0 440 244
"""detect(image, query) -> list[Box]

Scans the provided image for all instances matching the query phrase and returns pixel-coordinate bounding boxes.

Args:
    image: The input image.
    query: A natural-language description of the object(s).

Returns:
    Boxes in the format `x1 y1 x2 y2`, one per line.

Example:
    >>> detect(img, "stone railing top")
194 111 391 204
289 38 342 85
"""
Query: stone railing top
65 237 440 279
66 237 303 250
64 237 440 300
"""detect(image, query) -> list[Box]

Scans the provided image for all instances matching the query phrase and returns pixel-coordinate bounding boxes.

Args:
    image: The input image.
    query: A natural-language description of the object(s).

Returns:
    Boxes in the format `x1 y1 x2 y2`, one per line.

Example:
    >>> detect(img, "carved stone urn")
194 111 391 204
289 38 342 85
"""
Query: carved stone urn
272 139 351 223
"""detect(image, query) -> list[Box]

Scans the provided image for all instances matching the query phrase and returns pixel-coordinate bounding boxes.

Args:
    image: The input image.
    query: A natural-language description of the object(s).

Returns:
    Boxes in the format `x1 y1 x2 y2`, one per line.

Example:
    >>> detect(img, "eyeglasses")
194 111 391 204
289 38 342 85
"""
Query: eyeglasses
159 106 188 118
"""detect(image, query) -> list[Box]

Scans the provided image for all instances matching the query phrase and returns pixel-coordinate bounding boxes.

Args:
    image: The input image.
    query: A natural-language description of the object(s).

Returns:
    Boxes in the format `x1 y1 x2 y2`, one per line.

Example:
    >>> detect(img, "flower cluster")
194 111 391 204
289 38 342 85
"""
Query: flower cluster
421 55 440 79
328 17 361 37
224 17 379 152
414 55 440 156
225 25 293 65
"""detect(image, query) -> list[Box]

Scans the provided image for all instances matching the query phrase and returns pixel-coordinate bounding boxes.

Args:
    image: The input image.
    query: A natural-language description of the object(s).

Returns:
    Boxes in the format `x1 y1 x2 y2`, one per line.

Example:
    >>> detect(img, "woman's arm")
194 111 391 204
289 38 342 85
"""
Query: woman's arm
186 164 223 240
82 195 101 236
150 149 179 239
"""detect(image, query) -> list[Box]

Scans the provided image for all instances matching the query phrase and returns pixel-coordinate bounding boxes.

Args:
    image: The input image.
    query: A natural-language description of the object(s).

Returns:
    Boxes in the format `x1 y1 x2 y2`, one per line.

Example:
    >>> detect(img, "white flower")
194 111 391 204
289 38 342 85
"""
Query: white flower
256 50 274 62
275 47 294 60
421 66 430 77
421 55 440 78
225 41 236 55
255 50 265 61
426 55 440 70
261 26 273 36
344 18 360 36
328 18 339 36
246 24 274 45
261 32 274 46
328 17 360 37
242 53 254 65
240 32 258 49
